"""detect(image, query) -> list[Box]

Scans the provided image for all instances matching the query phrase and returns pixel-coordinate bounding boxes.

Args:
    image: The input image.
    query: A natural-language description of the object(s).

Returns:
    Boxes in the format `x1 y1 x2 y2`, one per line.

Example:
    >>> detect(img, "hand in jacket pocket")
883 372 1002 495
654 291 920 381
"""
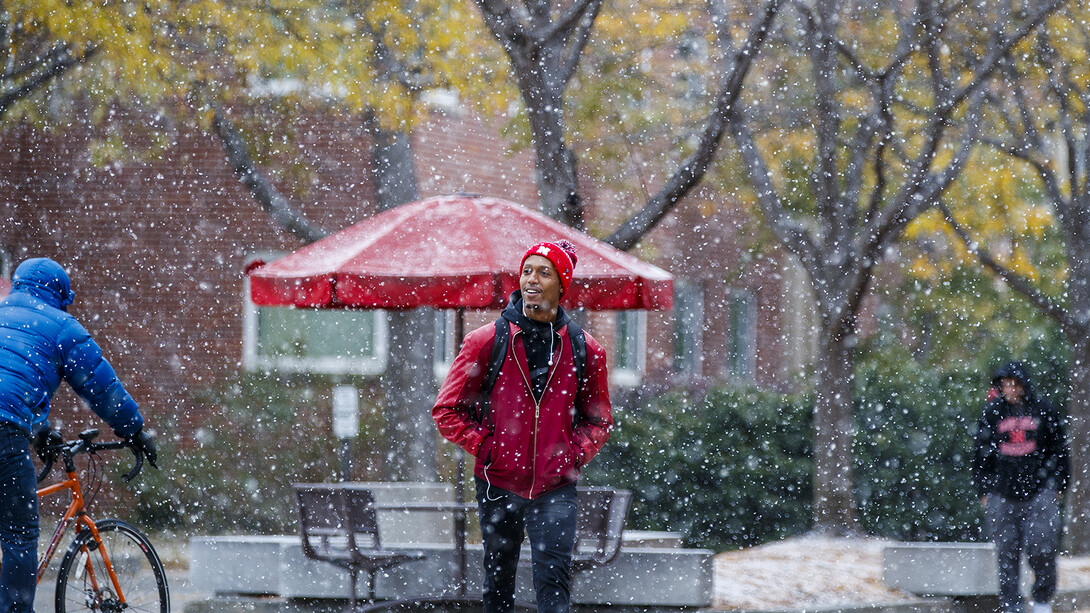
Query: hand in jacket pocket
477 436 496 465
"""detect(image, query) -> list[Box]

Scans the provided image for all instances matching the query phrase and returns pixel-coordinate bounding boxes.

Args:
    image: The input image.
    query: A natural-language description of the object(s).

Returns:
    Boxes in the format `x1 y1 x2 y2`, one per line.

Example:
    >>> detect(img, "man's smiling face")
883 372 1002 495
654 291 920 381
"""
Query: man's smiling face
520 254 561 321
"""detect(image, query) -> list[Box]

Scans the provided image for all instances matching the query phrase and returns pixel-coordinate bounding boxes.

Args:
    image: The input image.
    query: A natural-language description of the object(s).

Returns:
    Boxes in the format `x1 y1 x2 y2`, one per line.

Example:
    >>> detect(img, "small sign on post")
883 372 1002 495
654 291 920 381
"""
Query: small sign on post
332 385 359 481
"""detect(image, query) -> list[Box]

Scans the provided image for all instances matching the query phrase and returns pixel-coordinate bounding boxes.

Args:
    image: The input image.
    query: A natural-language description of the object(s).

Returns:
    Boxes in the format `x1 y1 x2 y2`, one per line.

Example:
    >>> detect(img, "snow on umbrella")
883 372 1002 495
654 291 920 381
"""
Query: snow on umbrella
247 194 673 311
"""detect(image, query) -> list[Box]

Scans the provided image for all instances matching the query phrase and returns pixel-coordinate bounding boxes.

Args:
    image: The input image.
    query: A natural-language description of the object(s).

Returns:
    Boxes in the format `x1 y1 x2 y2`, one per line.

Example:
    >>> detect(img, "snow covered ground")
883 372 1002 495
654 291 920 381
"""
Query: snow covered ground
713 535 1090 610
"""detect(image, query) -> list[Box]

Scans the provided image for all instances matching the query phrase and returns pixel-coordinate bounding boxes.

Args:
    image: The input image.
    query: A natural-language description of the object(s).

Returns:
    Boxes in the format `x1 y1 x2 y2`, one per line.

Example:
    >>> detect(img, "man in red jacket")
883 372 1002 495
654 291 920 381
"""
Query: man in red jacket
434 240 613 613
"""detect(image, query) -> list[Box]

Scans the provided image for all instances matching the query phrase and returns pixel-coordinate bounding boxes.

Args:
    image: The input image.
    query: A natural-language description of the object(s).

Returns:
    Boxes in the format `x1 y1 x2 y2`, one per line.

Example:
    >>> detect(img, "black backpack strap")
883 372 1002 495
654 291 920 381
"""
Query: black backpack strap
567 320 587 389
566 320 588 428
476 318 510 423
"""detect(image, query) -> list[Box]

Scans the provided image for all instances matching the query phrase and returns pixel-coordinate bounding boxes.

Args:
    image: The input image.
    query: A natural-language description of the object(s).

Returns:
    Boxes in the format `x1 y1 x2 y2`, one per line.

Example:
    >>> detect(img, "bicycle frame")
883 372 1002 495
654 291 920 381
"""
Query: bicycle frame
35 466 125 606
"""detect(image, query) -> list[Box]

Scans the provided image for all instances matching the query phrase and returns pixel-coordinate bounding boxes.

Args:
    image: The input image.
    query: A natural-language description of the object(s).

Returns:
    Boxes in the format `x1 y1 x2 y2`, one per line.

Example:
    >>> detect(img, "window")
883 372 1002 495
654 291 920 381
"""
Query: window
728 290 756 381
674 281 704 373
433 309 456 380
612 311 646 386
676 31 707 100
243 274 387 375
0 248 9 296
781 255 817 376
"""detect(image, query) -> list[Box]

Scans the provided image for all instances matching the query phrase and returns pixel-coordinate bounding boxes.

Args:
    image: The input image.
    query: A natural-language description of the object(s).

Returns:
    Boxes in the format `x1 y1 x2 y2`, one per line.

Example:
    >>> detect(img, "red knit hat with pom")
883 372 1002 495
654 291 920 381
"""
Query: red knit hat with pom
521 240 578 295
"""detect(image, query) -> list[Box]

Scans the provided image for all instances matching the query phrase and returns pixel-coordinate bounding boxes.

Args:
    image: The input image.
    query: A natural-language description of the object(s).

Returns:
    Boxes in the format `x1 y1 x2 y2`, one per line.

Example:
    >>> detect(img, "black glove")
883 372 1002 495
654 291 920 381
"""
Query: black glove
33 427 63 463
127 429 158 469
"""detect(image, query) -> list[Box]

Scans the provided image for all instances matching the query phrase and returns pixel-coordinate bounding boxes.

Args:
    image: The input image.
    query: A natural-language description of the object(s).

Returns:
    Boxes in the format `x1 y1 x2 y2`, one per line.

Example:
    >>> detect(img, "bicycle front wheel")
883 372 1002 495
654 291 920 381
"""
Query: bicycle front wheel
55 519 169 613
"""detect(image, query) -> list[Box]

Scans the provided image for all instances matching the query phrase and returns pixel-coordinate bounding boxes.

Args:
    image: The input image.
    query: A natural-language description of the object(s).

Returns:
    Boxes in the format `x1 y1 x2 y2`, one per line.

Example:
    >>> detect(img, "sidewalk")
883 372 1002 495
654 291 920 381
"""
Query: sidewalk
714 535 1090 612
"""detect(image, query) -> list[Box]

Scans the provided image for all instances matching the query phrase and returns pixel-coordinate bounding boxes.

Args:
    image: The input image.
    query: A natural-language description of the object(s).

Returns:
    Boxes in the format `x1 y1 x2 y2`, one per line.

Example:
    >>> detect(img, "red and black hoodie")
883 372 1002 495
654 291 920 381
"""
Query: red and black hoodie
972 361 1070 500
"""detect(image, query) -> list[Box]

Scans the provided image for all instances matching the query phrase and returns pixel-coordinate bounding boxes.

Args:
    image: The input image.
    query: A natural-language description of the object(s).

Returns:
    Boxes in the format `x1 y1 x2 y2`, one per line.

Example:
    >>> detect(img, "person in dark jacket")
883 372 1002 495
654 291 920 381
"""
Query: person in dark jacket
973 361 1069 613
434 240 612 613
0 257 157 613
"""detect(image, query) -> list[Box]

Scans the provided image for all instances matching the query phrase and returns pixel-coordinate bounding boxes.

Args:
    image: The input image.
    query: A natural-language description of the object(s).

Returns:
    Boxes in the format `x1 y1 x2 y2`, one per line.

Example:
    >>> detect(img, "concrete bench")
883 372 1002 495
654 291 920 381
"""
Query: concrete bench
189 535 713 607
883 542 1028 597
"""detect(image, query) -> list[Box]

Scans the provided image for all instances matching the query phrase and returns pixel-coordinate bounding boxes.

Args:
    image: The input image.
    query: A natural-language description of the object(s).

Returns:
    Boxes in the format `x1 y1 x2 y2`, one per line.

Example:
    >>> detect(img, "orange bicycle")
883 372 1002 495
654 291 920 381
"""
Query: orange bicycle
35 428 168 613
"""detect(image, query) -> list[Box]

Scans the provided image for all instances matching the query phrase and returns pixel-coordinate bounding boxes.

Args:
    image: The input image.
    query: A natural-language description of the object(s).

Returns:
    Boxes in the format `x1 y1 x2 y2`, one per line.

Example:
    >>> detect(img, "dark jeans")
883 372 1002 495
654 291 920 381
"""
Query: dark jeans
985 489 1062 613
475 478 577 613
0 425 37 613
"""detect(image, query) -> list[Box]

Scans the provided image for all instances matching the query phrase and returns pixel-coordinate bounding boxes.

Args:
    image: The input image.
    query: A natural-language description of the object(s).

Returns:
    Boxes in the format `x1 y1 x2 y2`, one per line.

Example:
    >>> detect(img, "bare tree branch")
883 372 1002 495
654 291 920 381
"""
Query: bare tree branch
936 200 1074 330
538 0 598 43
832 38 877 82
805 0 846 254
730 113 826 297
861 67 899 229
605 0 783 251
861 0 1059 255
211 107 329 244
0 46 92 116
7 43 69 82
920 0 951 103
981 137 1066 208
842 115 882 211
473 0 534 51
1011 72 1043 149
360 21 427 93
558 0 603 87
940 0 1066 115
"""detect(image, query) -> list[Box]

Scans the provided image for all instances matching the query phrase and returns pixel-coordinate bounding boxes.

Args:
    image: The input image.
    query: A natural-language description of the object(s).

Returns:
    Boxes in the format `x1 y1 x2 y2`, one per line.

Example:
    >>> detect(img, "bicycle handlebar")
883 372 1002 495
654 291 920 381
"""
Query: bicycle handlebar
36 429 146 484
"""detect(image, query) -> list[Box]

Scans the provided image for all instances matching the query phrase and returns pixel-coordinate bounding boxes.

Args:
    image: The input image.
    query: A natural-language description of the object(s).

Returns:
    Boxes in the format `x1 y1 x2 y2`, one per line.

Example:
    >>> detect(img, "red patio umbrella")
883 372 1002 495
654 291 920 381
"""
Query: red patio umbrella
248 194 673 311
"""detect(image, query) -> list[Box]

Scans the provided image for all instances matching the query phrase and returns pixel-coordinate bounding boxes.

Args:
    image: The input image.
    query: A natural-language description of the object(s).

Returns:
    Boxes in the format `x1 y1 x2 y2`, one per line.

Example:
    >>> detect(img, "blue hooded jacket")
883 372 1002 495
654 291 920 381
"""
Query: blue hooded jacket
0 258 142 437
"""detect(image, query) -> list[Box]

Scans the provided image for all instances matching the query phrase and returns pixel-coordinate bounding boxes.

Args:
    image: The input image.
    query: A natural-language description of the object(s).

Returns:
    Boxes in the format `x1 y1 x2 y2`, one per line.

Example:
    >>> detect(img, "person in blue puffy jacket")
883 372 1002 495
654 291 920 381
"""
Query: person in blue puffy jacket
0 257 156 613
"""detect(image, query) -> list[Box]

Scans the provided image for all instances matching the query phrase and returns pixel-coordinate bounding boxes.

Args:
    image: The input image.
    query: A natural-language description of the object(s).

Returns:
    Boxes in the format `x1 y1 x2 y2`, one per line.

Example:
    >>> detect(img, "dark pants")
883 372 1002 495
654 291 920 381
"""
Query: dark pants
985 489 1062 613
475 478 577 613
0 425 37 613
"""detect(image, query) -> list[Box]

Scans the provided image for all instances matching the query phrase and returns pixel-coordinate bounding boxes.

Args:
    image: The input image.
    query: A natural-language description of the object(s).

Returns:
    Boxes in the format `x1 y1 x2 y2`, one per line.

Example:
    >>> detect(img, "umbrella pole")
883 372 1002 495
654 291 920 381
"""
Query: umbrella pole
453 307 467 597
454 307 466 506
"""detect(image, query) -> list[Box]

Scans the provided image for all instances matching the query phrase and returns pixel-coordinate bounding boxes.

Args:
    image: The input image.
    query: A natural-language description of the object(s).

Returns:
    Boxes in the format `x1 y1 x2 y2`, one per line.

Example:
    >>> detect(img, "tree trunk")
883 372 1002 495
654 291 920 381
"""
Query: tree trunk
383 308 439 481
812 326 859 534
369 125 438 482
372 127 420 210
522 76 583 229
1060 206 1090 552
1064 337 1090 553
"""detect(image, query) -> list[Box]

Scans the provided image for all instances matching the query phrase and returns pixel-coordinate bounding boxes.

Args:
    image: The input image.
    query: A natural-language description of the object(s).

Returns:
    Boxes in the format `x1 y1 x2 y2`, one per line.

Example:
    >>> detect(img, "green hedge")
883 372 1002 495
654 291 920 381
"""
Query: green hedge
853 363 984 542
581 386 813 551
583 362 1008 551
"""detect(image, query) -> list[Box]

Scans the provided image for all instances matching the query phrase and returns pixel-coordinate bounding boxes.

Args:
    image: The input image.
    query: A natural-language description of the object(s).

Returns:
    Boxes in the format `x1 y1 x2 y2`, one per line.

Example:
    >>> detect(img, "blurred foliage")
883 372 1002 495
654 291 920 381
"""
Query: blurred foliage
566 0 763 229
899 2 1084 311
2 0 508 163
905 151 1067 306
582 386 813 551
867 261 1069 392
114 371 388 534
853 344 985 542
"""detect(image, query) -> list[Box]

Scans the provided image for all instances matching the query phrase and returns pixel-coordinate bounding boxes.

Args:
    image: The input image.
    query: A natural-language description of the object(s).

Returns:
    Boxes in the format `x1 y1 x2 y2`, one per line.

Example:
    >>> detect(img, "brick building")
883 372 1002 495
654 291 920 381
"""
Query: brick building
0 103 814 445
